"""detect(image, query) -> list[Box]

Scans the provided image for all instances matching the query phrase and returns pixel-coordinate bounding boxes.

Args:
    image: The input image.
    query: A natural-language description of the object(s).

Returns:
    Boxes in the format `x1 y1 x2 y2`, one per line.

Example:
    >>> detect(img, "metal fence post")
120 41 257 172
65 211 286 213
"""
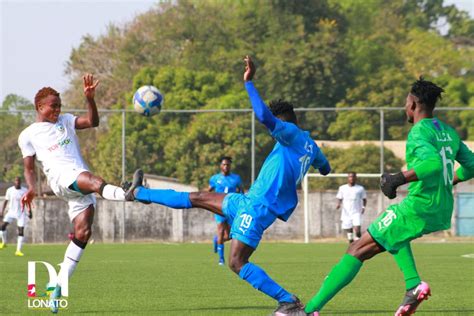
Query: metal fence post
121 110 126 243
380 109 384 174
251 112 255 184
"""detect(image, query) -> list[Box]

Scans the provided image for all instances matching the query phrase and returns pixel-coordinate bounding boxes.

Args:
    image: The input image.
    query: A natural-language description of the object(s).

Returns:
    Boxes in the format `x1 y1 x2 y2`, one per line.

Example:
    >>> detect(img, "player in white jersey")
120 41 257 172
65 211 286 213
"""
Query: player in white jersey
336 172 367 243
18 74 127 313
0 177 29 256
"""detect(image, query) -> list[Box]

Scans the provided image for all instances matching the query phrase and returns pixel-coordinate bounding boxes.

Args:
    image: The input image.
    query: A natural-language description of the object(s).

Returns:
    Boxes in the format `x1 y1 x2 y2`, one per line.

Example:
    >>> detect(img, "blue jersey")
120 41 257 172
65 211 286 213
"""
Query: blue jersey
247 120 328 221
245 81 330 222
209 173 242 194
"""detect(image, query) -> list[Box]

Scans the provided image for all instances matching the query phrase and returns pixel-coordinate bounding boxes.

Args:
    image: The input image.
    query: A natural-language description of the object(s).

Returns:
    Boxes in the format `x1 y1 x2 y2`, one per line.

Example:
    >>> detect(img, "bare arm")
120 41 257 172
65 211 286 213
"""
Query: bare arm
362 198 367 214
207 186 215 192
336 199 342 209
1 200 7 217
75 74 100 129
22 156 36 211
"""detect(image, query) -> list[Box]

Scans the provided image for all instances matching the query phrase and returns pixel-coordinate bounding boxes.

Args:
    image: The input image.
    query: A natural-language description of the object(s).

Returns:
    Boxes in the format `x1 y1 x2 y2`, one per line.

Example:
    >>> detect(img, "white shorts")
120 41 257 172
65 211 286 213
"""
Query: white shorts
47 168 96 222
341 213 362 230
4 211 27 227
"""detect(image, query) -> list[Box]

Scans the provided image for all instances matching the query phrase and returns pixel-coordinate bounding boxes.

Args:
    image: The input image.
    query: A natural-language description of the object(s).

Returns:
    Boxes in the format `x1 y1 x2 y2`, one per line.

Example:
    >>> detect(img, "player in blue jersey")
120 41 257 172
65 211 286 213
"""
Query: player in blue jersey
208 156 243 265
125 56 331 315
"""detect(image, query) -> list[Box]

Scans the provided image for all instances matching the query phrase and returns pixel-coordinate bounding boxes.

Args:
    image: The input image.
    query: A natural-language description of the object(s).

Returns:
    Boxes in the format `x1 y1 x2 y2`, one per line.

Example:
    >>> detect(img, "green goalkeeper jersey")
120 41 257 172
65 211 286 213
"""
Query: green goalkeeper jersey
399 117 474 231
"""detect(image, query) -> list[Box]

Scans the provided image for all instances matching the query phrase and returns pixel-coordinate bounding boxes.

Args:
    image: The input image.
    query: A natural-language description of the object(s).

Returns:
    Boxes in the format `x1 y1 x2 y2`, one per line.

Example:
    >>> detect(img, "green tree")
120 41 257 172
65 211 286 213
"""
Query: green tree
0 94 32 181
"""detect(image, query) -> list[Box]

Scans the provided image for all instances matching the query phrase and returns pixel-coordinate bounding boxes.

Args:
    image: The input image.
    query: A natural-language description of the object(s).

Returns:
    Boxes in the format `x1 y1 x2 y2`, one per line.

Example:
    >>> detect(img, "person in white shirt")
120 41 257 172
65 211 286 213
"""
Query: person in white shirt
0 177 30 256
18 74 128 313
336 172 367 243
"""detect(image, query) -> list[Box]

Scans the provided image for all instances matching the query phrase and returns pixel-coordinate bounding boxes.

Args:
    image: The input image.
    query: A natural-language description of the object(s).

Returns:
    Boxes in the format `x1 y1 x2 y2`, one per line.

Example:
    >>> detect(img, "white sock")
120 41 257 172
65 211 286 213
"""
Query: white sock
57 241 84 287
347 232 353 241
101 184 125 201
17 236 24 252
1 230 7 244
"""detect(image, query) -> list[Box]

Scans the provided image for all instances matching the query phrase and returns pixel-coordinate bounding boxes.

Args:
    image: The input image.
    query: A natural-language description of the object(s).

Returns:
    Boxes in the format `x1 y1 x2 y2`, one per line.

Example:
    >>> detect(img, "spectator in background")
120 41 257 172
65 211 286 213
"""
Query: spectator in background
208 156 244 265
0 176 30 256
336 172 367 243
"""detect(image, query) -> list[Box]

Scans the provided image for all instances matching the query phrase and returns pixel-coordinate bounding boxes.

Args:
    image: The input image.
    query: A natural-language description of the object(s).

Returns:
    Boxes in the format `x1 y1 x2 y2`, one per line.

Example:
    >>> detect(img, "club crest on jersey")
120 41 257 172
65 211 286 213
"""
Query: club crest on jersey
55 123 65 133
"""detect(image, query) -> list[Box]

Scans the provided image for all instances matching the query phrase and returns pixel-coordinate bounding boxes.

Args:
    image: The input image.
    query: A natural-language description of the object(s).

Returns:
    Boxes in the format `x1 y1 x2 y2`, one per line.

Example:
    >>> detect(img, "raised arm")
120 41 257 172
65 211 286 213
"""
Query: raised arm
75 74 100 129
243 56 277 132
22 156 37 212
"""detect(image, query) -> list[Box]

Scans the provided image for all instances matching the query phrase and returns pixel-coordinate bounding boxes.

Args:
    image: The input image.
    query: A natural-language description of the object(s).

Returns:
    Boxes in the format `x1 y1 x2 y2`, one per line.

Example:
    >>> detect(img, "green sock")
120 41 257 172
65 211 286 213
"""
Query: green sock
305 254 362 313
393 243 421 290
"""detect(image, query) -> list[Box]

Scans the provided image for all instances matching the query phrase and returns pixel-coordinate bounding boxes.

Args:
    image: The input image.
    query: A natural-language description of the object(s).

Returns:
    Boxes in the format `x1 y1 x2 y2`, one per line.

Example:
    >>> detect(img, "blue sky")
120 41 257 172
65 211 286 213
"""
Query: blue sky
1 0 473 103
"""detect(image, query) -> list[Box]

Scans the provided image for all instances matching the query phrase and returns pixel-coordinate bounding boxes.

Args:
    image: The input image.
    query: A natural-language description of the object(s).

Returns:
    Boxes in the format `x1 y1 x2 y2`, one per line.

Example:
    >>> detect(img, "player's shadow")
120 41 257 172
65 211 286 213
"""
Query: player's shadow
75 305 275 314
324 310 474 315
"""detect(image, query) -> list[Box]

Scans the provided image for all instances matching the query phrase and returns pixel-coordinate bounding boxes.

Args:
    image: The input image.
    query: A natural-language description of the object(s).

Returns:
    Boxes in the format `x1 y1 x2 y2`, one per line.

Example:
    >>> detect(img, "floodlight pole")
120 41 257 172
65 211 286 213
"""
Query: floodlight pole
303 174 309 244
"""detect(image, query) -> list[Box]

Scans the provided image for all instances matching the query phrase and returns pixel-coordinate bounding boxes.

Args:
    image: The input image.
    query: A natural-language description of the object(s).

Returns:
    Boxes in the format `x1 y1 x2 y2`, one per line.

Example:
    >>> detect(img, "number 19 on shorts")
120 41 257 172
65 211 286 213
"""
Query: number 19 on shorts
238 214 253 235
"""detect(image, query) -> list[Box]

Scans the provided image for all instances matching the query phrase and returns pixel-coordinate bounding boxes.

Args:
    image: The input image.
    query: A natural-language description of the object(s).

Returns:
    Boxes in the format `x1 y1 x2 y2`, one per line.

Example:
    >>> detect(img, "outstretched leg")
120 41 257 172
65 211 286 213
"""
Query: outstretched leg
305 231 384 313
127 170 227 215
229 239 302 312
74 171 125 201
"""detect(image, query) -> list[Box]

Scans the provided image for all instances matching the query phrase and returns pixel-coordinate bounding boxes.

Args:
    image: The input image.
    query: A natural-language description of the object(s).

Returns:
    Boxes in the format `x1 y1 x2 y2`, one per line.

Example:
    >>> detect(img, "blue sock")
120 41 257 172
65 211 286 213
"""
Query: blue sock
217 244 224 261
239 262 294 303
213 236 218 253
135 187 192 209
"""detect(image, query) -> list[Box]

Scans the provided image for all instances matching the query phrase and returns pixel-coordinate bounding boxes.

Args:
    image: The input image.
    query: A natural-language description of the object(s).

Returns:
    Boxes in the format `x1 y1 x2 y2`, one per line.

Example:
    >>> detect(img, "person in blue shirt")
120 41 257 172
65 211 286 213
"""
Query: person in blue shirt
125 56 331 316
208 156 243 265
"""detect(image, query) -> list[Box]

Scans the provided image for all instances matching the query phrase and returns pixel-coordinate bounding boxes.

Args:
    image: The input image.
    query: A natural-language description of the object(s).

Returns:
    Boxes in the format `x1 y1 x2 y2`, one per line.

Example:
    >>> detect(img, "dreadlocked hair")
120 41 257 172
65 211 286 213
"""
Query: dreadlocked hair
34 87 60 108
220 156 232 163
410 76 444 110
269 99 297 124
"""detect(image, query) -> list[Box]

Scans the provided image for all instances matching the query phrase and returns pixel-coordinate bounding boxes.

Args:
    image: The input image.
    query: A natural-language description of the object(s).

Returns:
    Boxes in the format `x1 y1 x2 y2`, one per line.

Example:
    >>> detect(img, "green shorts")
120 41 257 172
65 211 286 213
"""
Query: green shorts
368 204 425 254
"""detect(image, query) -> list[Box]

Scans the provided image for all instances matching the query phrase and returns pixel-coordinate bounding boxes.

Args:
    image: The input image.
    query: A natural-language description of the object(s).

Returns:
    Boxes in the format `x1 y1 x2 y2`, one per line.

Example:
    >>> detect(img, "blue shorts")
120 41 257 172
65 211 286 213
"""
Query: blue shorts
214 214 227 224
222 193 277 249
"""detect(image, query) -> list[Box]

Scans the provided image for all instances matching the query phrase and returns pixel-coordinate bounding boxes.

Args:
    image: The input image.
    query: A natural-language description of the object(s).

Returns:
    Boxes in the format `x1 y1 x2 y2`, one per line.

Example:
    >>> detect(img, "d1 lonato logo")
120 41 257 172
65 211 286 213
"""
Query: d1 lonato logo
27 261 69 311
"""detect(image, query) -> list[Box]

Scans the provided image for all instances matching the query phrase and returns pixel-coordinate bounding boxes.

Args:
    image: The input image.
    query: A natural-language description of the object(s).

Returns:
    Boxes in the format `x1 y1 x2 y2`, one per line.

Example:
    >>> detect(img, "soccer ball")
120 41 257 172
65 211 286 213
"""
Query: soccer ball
133 85 163 117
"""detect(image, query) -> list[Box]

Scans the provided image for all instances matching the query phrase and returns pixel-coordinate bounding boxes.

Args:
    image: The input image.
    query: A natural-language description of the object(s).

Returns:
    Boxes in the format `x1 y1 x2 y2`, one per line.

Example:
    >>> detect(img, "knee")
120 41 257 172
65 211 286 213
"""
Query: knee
347 240 363 259
228 255 246 274
75 227 92 242
1 222 7 230
189 191 205 204
18 227 24 236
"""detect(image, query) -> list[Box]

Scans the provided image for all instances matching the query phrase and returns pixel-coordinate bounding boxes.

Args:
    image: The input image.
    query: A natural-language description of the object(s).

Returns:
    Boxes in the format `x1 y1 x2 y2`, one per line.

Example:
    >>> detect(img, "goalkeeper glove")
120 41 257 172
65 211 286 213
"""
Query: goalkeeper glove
380 172 406 199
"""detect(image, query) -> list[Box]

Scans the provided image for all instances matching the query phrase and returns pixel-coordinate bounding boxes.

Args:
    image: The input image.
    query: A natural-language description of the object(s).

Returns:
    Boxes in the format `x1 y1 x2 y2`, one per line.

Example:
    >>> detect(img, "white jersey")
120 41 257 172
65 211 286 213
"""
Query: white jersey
4 186 28 218
336 184 366 218
18 113 89 183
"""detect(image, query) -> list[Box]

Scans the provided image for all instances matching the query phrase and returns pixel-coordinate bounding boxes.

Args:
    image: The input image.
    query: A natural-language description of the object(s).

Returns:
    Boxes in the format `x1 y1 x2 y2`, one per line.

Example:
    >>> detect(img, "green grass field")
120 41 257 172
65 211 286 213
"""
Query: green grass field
1 242 473 315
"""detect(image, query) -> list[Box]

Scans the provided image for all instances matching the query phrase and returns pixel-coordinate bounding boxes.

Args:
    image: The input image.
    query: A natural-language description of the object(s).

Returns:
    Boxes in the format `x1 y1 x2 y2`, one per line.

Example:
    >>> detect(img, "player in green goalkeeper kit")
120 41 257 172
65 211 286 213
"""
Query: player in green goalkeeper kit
305 77 474 316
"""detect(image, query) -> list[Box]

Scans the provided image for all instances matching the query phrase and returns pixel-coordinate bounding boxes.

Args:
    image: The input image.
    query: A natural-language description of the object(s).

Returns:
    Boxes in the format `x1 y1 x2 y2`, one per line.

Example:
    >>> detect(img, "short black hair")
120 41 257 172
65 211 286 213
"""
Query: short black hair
348 172 357 176
410 76 444 110
220 156 232 163
269 99 297 124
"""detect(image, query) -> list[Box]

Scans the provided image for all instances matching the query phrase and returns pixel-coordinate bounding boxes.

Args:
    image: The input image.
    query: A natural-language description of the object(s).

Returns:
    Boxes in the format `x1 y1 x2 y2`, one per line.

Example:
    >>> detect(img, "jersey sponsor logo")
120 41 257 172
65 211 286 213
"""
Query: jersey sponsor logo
55 123 65 133
377 210 397 230
48 138 72 152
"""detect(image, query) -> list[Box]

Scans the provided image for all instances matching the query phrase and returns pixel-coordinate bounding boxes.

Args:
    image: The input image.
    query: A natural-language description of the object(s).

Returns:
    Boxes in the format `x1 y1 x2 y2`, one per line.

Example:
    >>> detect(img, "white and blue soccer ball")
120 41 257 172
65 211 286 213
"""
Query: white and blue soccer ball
133 85 163 117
